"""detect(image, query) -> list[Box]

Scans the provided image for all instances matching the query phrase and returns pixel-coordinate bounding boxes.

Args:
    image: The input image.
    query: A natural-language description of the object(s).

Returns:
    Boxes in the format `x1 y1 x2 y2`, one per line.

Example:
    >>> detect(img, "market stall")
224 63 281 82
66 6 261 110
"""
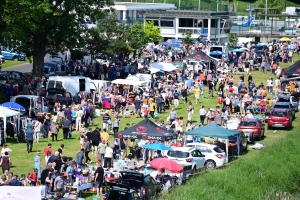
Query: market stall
0 107 21 145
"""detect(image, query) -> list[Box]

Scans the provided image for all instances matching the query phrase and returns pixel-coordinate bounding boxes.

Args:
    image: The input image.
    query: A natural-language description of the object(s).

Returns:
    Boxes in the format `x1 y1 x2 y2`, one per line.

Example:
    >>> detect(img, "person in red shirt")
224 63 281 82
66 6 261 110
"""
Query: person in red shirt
43 143 52 162
28 168 38 186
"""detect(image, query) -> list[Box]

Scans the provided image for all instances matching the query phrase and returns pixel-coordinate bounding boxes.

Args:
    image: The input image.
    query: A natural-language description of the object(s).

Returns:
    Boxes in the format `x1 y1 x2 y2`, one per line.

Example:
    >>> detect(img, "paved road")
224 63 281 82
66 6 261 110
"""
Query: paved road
4 54 51 73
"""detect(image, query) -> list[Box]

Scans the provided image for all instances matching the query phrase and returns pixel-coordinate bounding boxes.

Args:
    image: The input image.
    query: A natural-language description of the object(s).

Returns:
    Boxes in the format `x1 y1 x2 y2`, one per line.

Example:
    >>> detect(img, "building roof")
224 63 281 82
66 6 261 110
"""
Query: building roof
144 10 230 18
103 2 177 11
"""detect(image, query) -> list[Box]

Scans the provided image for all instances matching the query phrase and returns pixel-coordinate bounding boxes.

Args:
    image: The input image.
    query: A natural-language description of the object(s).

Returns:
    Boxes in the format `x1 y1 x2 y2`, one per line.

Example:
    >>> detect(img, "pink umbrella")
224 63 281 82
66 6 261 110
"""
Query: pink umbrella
149 158 183 173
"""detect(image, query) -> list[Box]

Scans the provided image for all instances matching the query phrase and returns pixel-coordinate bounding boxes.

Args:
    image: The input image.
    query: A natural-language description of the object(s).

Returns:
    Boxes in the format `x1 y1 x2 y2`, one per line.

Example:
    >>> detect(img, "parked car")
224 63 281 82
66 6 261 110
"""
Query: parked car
44 55 66 77
277 95 299 112
272 102 295 118
267 109 293 130
1 50 26 61
167 147 206 173
228 131 248 153
117 171 160 200
104 182 141 200
237 118 265 140
1 71 25 81
255 50 265 64
184 143 227 169
0 73 10 88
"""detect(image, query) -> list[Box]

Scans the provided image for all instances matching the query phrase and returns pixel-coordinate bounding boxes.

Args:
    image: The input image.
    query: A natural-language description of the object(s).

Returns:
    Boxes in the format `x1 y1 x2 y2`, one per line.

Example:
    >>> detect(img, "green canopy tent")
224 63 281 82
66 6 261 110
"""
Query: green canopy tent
185 124 240 161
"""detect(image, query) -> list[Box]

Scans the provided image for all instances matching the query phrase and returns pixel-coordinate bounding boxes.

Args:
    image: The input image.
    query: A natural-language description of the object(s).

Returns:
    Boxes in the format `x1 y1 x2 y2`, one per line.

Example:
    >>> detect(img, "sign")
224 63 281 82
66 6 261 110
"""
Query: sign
196 54 201 60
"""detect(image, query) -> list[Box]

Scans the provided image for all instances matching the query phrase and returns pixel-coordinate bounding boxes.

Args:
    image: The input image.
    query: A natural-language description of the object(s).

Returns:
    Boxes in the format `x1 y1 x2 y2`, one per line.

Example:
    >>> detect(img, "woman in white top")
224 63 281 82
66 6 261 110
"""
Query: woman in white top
1 144 12 156
104 144 114 169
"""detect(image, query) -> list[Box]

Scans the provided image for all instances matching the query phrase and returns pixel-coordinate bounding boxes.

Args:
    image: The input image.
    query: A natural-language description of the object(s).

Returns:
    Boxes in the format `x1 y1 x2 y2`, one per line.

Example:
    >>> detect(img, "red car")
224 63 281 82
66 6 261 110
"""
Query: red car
267 109 292 130
237 118 265 140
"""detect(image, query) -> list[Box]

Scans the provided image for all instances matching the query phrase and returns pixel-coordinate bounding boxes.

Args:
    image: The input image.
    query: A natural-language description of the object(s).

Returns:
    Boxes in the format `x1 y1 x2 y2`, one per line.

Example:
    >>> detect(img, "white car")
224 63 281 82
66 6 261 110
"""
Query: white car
184 143 227 169
167 147 206 173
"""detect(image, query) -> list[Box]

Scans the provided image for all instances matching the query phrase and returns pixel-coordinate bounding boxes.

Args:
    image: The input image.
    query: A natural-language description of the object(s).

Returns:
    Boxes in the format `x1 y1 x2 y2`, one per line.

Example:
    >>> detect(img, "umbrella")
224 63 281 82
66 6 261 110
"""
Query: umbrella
149 158 183 173
209 51 225 55
1 102 25 111
257 43 269 46
149 68 160 74
280 37 291 42
151 62 177 72
46 94 67 102
143 143 172 151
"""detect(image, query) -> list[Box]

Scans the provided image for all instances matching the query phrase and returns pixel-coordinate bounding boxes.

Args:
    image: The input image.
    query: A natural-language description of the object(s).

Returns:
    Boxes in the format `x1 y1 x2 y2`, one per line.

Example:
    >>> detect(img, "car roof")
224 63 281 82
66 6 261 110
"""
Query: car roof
241 118 257 122
274 102 290 105
185 143 218 148
172 147 197 152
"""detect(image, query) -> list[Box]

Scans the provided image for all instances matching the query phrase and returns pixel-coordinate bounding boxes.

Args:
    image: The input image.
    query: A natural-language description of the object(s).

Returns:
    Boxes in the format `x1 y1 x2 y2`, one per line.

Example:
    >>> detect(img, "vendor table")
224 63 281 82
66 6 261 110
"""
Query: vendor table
76 182 93 191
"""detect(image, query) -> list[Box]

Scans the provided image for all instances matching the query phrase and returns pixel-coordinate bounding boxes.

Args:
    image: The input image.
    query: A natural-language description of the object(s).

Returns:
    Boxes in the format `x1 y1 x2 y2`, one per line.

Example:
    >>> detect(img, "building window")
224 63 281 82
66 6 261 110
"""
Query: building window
146 20 159 26
160 20 174 27
179 18 193 27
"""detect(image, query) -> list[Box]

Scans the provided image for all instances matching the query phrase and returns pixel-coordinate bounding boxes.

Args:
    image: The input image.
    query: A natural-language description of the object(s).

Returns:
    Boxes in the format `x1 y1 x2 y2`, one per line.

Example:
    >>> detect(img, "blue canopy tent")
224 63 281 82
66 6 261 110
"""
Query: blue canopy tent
185 124 240 161
232 48 245 53
0 102 25 112
143 143 172 151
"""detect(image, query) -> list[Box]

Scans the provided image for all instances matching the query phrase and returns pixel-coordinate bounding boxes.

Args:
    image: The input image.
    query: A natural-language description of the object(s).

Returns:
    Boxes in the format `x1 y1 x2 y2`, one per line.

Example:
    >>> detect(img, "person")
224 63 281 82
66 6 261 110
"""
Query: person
25 125 34 153
0 151 11 173
91 128 101 155
102 111 111 131
101 128 109 143
9 174 21 186
76 108 83 131
150 168 165 182
199 105 206 125
98 140 107 165
34 151 41 179
19 174 27 186
95 162 104 197
1 143 12 156
50 119 59 142
169 108 177 123
28 168 39 186
66 163 73 184
43 143 52 164
104 144 113 169
76 148 85 169
62 117 71 139
57 144 64 156
83 105 90 127
113 116 120 133
84 138 92 164
32 119 42 143
54 173 66 194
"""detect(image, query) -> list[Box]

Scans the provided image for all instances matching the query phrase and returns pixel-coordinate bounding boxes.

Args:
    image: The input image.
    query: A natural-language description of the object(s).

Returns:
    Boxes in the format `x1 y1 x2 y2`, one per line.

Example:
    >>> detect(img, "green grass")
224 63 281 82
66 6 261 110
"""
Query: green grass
159 55 300 199
2 60 28 69
4 54 300 200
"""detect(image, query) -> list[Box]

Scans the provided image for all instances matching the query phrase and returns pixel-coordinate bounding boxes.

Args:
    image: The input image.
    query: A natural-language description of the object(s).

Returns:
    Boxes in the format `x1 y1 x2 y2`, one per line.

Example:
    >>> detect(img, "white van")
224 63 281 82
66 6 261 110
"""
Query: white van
47 76 96 96
11 95 49 117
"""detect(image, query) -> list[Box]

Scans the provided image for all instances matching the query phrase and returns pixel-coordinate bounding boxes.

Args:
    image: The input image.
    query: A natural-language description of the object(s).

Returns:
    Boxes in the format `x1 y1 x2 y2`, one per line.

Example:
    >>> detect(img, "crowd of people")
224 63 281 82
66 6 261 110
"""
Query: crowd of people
0 38 299 199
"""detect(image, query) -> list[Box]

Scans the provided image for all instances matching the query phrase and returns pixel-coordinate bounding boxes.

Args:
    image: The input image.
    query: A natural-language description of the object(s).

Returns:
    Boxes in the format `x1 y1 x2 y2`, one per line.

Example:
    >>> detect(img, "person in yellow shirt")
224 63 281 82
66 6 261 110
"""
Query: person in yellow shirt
194 86 200 104
290 82 295 92
101 129 109 143
149 101 156 118
261 88 266 98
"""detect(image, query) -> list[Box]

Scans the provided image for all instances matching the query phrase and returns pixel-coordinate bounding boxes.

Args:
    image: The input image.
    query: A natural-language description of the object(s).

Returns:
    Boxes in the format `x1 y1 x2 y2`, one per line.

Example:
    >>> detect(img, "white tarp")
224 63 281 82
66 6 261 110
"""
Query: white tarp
112 79 147 86
0 107 21 143
0 186 41 200
151 62 178 72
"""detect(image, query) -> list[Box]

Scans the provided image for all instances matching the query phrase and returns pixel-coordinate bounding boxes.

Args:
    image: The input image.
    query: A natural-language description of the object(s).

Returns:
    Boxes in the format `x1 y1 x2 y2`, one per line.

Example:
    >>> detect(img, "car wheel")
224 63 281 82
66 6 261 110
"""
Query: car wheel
250 133 255 144
205 160 216 170
192 166 197 174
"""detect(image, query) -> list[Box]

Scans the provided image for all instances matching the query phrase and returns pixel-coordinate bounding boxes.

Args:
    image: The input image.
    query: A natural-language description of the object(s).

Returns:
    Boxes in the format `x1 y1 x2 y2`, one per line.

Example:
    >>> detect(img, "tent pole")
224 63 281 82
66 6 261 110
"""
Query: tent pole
226 139 229 163
4 117 6 143
18 114 20 137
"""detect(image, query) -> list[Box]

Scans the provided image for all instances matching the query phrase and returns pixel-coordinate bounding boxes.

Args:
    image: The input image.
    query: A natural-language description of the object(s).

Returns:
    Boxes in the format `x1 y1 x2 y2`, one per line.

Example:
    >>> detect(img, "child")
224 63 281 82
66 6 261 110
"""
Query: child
79 134 85 148
143 107 149 118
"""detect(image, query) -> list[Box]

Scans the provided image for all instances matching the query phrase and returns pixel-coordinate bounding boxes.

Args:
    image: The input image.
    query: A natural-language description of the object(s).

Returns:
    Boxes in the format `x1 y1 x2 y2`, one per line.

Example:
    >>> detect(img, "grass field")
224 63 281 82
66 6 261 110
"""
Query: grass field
2 60 28 69
3 54 300 200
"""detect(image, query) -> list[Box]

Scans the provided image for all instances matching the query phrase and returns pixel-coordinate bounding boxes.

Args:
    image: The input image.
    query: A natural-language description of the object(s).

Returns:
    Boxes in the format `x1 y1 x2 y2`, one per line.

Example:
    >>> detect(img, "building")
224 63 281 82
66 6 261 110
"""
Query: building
103 2 231 44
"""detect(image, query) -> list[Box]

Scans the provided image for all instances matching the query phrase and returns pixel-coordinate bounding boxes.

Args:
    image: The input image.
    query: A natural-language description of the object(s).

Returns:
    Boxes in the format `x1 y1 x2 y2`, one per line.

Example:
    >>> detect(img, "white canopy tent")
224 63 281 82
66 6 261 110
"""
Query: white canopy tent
150 62 178 72
112 79 147 86
0 107 21 144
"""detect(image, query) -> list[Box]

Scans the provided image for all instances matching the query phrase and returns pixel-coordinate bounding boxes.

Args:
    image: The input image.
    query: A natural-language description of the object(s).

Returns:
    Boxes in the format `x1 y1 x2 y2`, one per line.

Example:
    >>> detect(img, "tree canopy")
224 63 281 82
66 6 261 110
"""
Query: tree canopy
1 0 112 76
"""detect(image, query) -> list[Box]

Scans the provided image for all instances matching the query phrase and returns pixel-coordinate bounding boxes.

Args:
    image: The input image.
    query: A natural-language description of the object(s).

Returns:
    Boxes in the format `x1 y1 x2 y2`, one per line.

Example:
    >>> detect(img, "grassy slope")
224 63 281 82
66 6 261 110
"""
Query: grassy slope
4 54 300 200
161 55 300 200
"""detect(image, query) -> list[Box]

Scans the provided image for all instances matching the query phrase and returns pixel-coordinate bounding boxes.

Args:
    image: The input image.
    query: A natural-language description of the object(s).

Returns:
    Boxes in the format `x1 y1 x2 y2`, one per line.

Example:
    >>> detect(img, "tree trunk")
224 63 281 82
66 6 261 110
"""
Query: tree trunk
32 43 46 77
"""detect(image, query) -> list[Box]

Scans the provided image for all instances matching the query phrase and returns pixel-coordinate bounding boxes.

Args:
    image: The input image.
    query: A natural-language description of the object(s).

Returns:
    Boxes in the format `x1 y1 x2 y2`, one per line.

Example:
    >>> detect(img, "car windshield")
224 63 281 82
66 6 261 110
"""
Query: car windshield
167 151 189 158
271 111 287 117
278 98 290 102
239 121 257 126
274 104 289 109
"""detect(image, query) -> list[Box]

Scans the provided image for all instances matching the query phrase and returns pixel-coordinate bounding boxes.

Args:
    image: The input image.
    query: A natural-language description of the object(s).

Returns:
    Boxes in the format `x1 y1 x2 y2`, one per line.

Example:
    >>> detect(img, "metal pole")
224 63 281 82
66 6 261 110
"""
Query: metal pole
265 0 267 26
178 0 180 10
198 0 201 11
214 1 219 45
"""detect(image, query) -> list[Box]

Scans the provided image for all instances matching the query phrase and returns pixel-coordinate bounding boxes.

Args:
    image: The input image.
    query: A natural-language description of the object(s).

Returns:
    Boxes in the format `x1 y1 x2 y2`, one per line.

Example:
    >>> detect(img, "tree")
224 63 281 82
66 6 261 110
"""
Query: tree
228 33 238 47
2 0 112 76
256 0 286 14
182 30 193 44
144 21 163 44
128 22 147 58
